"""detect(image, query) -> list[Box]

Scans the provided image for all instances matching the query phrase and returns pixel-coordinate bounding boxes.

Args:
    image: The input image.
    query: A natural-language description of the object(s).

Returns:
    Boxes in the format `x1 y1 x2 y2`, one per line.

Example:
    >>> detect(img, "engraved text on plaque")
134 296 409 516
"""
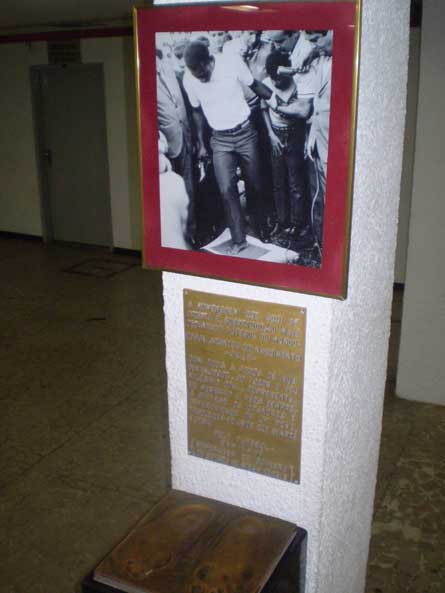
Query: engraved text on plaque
184 290 306 482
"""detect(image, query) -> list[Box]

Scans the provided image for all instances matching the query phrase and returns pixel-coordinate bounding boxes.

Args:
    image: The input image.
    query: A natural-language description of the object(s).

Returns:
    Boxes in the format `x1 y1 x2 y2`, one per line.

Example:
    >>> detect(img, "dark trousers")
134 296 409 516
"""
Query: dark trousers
172 138 196 238
210 122 263 245
270 125 306 228
250 106 275 221
307 146 326 247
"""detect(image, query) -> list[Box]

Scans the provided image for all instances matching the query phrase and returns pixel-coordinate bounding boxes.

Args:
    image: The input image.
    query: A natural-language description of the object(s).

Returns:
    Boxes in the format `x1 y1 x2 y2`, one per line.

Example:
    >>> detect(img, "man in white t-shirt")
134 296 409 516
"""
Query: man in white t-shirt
183 40 272 255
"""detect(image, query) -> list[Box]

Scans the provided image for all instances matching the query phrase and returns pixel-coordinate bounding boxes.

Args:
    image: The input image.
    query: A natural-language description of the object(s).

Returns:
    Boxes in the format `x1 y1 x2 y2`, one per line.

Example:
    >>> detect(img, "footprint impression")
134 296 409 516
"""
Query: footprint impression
188 515 266 593
113 502 214 581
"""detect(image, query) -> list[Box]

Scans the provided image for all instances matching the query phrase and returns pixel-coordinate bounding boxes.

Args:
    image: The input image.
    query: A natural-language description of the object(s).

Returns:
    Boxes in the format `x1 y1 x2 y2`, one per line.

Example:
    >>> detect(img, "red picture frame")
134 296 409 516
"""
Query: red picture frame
134 1 360 298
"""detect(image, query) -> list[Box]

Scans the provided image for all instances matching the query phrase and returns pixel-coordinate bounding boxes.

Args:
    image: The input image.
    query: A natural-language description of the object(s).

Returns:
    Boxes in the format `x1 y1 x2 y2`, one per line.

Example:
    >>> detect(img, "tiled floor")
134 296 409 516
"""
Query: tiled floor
0 238 170 593
365 288 445 593
1 238 444 593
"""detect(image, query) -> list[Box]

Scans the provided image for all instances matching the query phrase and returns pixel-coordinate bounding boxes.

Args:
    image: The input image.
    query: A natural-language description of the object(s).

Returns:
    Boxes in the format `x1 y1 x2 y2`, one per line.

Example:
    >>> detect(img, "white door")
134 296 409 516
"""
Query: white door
33 64 113 247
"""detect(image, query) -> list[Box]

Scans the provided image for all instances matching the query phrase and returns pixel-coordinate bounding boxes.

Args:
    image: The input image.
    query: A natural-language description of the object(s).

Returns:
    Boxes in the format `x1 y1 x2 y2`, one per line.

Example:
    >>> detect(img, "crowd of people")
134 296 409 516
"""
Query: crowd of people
156 29 333 267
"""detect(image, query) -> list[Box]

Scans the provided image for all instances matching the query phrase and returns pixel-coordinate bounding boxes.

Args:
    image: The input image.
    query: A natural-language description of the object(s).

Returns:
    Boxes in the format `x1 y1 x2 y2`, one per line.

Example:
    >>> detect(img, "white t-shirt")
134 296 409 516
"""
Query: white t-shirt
183 54 253 130
263 77 299 128
290 32 319 101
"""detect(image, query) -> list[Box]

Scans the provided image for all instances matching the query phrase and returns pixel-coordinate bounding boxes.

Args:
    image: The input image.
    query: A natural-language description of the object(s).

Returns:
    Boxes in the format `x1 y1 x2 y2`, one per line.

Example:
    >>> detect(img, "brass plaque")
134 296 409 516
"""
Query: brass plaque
184 290 306 483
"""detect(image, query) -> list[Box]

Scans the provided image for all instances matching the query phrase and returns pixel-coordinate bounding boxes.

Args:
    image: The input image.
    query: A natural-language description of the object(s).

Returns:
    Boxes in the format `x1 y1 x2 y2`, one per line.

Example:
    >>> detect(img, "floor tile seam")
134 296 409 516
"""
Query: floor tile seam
46 472 157 502
1 448 59 493
0 452 43 476
0 438 49 491
0 490 35 517
2 388 148 483
1 473 155 517
32 384 156 458
96 417 165 432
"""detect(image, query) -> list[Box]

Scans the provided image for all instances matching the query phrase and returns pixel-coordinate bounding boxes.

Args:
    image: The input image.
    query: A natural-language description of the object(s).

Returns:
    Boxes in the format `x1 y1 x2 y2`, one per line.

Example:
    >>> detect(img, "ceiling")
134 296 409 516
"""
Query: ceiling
0 1 144 34
0 0 423 35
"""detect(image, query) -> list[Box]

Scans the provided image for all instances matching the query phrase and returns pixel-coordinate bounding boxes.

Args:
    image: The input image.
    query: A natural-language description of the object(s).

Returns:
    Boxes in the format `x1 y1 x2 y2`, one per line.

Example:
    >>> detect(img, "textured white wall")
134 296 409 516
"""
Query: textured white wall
161 1 410 592
397 0 445 406
164 274 333 591
317 1 410 589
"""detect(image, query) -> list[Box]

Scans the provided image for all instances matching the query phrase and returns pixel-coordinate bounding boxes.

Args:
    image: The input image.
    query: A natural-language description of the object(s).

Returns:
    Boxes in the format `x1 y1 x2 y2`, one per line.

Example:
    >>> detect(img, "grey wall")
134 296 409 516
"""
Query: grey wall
0 36 141 249
397 0 445 405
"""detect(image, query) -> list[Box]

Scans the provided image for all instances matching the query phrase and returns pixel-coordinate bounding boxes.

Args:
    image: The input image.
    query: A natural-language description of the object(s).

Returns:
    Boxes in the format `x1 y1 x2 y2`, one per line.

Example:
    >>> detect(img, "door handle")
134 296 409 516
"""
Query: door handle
43 149 52 167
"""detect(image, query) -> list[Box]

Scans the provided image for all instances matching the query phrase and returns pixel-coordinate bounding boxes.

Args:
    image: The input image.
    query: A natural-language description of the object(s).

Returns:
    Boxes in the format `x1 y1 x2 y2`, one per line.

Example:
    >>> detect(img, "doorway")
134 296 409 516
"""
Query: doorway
31 64 113 247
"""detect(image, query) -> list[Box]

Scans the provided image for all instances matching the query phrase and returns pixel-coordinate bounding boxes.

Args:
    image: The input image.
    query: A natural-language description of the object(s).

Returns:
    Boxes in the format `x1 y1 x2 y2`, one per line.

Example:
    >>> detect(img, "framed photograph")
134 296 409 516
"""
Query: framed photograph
134 1 360 298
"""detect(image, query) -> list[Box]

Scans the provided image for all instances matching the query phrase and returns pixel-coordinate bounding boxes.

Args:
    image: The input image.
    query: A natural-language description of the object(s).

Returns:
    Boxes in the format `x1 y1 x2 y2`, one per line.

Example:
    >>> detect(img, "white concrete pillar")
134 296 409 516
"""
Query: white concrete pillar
160 1 410 591
397 0 445 407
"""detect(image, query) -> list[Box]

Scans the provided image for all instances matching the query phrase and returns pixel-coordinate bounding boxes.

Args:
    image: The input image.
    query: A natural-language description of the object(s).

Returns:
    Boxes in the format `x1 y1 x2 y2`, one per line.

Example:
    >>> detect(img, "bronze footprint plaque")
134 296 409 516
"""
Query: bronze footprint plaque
184 290 306 482
92 489 301 593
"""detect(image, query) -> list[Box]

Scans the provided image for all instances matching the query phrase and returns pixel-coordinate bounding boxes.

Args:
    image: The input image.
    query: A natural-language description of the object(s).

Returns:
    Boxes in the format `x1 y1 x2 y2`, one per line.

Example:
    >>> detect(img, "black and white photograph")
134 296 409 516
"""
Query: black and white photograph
155 29 334 269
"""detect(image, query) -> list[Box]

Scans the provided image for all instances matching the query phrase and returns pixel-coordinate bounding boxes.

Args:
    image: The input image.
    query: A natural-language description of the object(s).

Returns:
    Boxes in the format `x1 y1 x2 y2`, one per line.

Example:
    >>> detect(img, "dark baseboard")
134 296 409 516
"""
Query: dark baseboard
113 247 142 259
0 233 142 260
0 230 43 242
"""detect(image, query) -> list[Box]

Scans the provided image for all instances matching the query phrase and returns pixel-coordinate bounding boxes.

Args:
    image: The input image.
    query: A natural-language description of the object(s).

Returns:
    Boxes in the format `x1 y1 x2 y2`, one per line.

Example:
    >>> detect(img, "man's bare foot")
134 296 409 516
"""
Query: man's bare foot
226 240 248 256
